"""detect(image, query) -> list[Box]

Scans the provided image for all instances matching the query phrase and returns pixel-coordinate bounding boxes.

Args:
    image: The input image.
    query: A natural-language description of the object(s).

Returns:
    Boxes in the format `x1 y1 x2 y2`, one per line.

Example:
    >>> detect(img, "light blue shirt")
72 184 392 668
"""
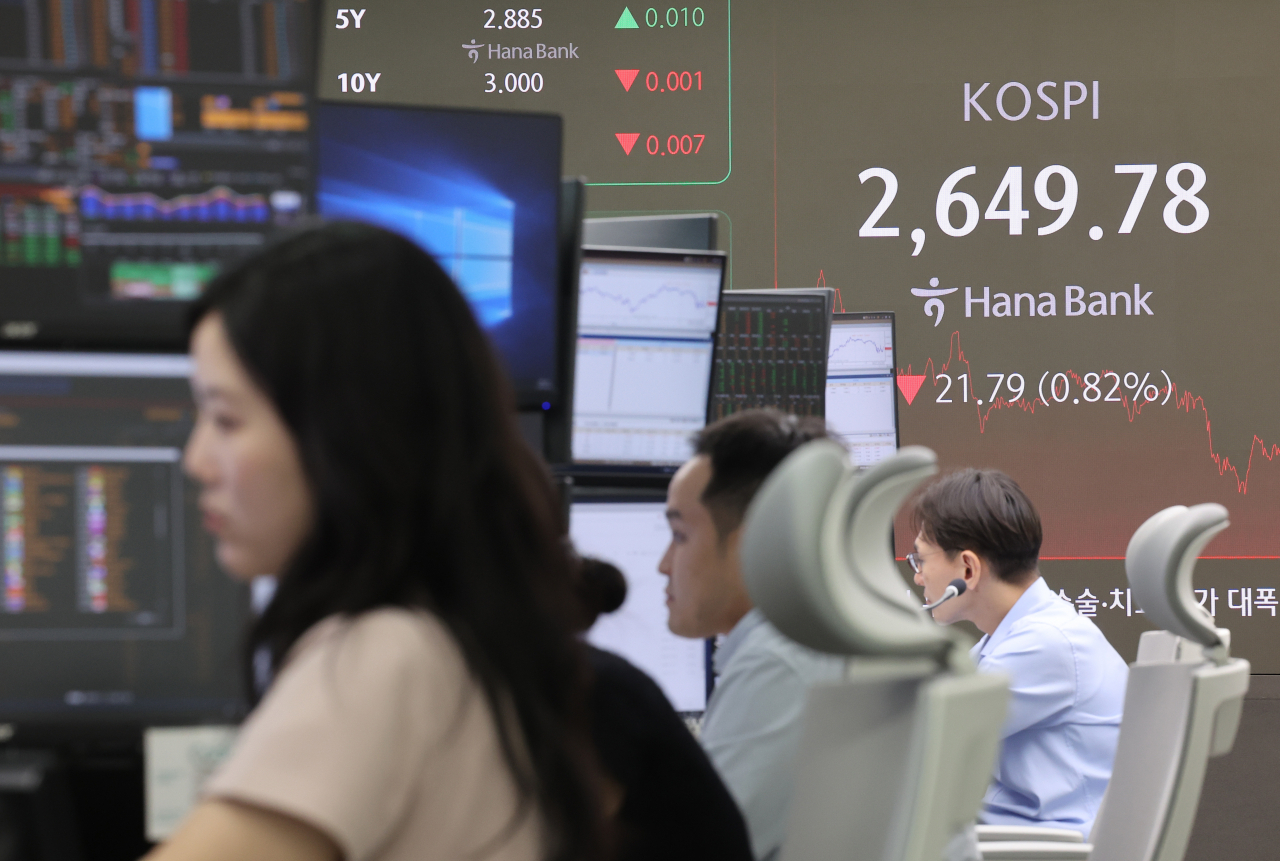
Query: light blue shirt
701 609 846 861
971 577 1128 835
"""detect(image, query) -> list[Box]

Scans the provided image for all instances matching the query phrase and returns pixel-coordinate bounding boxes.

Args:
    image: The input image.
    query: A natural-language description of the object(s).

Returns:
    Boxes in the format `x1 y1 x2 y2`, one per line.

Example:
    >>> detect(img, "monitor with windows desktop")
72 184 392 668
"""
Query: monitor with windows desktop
313 102 565 410
824 312 899 467
571 247 725 471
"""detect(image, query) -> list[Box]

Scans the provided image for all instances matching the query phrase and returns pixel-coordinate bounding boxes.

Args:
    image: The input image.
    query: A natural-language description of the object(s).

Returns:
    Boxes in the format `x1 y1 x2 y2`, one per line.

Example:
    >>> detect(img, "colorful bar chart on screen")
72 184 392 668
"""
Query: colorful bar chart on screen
80 186 270 223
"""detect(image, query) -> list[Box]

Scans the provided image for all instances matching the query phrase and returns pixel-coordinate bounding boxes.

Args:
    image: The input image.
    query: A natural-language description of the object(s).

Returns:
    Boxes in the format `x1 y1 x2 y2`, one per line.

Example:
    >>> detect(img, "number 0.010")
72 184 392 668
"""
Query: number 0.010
646 134 705 155
645 7 704 26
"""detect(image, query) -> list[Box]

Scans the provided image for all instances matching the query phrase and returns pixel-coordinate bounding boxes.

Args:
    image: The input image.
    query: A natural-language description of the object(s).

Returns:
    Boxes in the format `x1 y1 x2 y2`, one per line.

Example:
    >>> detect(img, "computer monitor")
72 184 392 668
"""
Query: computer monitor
0 2 314 350
581 213 718 252
0 351 247 725
313 102 564 408
825 312 899 467
572 247 725 471
710 289 834 422
569 496 707 713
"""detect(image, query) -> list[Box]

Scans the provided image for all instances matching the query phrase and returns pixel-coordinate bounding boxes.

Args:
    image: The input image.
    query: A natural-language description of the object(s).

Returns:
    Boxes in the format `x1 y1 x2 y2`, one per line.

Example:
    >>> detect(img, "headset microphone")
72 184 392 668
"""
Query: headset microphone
922 578 967 611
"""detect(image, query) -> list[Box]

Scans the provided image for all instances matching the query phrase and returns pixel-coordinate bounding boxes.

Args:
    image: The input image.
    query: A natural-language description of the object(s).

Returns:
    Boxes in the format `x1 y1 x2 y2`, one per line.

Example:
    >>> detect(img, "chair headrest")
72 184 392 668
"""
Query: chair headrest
741 442 953 658
1125 504 1229 651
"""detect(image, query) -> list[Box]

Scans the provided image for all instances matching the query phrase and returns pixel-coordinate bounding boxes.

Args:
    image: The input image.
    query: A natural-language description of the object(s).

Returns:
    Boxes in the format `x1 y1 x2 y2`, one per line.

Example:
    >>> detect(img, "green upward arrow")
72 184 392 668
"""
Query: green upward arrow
615 7 639 28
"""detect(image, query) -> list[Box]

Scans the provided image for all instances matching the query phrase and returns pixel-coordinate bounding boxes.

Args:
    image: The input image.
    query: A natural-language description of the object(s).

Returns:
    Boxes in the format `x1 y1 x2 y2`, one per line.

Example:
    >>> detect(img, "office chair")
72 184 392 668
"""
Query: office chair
979 503 1251 861
740 442 1010 861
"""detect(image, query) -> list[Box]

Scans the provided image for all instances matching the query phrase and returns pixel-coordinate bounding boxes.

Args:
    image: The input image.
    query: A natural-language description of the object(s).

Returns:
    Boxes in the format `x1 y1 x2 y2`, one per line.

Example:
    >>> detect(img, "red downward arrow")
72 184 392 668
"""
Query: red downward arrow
896 374 926 405
615 69 640 91
615 133 640 155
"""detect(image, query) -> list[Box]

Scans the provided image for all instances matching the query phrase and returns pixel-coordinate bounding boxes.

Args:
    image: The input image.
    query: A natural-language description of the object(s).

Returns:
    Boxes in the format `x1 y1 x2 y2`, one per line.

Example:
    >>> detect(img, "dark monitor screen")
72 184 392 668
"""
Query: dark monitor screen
711 289 832 422
571 247 725 469
314 102 564 406
569 496 707 713
581 213 718 252
0 1 314 349
824 312 899 467
0 351 246 724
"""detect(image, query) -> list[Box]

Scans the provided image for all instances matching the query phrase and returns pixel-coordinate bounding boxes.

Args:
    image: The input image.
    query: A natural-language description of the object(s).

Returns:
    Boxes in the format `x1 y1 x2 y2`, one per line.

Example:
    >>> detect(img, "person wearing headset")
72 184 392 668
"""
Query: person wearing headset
909 468 1128 837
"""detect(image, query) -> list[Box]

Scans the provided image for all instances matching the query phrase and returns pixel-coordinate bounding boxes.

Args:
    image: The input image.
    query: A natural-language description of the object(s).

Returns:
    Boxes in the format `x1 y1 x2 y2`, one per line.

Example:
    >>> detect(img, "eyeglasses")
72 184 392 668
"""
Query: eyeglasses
905 549 946 574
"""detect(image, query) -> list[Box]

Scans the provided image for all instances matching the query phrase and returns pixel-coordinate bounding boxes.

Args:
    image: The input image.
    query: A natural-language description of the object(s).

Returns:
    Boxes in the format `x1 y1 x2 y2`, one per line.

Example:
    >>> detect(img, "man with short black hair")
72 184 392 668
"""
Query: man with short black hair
909 468 1127 836
659 409 844 861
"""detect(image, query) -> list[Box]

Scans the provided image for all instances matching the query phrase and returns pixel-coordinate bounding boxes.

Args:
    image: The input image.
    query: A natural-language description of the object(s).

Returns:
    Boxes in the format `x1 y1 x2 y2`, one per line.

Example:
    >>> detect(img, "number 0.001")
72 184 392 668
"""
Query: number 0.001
646 71 702 91
645 134 705 155
484 72 544 93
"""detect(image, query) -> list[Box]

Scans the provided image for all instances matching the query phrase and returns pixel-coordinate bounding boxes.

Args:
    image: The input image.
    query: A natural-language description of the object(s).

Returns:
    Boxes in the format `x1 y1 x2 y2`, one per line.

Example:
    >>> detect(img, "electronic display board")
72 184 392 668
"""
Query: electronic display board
319 0 1280 668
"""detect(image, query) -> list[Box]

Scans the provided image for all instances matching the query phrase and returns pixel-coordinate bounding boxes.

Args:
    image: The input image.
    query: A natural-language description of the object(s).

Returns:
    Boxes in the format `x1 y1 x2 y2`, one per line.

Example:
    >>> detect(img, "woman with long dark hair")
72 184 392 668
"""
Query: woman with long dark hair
147 223 606 861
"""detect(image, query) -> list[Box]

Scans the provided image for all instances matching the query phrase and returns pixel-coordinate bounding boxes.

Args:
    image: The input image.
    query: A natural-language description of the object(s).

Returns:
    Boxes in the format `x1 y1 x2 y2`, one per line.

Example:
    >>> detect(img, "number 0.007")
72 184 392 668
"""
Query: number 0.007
646 134 705 155
485 72 544 93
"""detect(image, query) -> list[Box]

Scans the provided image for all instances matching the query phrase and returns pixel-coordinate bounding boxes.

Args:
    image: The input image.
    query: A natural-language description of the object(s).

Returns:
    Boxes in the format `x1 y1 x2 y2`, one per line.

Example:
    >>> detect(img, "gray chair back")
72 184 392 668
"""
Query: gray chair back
1086 505 1250 861
741 442 961 658
740 444 1009 861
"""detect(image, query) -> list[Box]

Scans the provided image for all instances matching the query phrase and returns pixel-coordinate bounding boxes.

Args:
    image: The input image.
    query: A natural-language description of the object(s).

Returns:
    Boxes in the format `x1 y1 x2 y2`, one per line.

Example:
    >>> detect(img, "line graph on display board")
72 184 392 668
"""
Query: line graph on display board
828 330 893 369
579 282 710 316
577 277 720 334
892 331 1280 560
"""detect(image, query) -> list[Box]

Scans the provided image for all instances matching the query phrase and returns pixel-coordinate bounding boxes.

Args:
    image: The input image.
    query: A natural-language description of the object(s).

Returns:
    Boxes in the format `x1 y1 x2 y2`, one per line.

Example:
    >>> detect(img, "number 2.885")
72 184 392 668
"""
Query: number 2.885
483 8 542 28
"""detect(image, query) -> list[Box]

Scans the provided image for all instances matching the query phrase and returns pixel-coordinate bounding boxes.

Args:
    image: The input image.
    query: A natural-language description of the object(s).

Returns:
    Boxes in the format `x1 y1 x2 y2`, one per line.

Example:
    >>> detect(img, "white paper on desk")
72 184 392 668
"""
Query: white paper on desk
144 725 238 841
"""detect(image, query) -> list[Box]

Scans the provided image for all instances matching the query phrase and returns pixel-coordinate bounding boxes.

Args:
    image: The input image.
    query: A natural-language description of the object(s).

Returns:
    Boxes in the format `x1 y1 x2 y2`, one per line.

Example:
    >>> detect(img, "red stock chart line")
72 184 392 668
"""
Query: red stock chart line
815 270 847 312
894 331 1280 560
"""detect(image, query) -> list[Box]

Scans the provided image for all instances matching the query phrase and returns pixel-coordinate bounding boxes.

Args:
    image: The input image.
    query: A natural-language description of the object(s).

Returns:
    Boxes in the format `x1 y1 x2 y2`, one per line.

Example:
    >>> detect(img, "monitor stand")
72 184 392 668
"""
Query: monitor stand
0 749 82 860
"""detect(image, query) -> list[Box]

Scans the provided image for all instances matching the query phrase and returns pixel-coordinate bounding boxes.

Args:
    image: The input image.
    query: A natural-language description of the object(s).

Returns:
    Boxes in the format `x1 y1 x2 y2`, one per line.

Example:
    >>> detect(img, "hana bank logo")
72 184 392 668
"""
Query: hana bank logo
911 277 957 327
462 41 482 63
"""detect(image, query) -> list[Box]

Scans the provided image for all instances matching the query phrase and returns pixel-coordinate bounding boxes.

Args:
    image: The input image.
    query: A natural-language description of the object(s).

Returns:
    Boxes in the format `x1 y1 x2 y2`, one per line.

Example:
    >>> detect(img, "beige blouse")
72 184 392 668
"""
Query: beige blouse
205 608 544 861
